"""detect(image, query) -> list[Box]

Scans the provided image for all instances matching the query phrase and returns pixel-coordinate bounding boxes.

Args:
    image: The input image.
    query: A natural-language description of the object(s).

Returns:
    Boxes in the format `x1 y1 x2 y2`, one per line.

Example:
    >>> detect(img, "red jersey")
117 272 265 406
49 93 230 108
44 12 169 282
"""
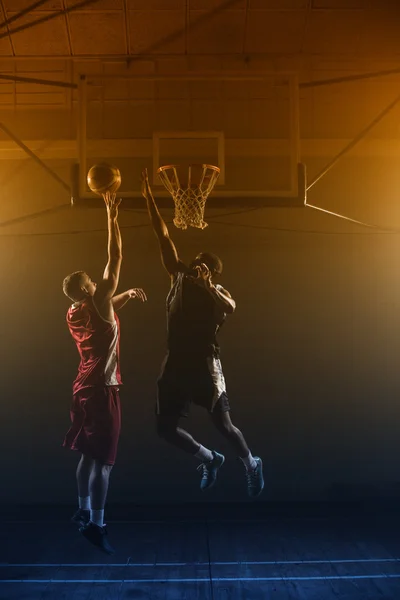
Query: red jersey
67 298 122 394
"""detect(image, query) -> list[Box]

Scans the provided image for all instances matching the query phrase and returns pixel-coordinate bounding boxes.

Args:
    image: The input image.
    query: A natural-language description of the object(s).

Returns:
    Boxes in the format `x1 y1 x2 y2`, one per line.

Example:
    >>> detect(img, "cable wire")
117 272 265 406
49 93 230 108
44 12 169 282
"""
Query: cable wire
0 203 71 229
2 202 400 237
210 220 400 235
304 203 381 230
0 222 149 238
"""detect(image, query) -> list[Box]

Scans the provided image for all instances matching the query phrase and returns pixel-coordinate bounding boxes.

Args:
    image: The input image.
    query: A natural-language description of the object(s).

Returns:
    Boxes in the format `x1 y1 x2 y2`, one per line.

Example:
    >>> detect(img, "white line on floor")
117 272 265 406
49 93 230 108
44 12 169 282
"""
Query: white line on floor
1 558 399 567
2 574 400 583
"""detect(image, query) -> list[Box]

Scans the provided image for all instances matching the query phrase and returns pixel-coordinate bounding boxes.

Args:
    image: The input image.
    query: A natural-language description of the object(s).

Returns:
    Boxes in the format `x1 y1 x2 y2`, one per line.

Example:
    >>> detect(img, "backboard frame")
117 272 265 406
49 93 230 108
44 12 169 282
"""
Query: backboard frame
73 71 305 207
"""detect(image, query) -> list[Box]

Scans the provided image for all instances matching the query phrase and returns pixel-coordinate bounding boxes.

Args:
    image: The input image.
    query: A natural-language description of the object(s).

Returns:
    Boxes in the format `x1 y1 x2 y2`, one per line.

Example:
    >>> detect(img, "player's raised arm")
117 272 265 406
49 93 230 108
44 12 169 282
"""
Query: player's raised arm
94 191 122 319
141 169 186 277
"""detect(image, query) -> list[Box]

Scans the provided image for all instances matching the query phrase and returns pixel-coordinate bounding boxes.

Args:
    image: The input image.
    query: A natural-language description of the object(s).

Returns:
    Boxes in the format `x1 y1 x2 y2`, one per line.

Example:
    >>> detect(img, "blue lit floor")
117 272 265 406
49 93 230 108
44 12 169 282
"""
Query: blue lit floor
1 503 400 599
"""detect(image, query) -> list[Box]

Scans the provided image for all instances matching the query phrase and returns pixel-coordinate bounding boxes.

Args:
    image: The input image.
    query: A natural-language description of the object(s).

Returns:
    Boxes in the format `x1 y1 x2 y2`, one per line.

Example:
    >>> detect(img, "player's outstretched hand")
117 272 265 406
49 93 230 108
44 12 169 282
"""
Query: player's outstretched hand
103 191 121 219
141 168 152 200
128 288 147 302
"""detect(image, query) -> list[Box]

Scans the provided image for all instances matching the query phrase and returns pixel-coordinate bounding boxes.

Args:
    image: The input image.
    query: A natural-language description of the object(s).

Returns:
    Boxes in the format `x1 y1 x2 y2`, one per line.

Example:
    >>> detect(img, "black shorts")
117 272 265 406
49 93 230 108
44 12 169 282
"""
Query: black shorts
156 354 231 418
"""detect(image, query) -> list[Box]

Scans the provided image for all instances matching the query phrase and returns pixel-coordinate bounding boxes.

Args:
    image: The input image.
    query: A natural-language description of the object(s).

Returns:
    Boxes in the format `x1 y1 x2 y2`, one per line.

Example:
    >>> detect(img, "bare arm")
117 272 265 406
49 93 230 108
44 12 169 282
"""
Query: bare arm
209 285 236 315
112 288 147 311
141 169 187 277
193 263 236 314
94 192 122 321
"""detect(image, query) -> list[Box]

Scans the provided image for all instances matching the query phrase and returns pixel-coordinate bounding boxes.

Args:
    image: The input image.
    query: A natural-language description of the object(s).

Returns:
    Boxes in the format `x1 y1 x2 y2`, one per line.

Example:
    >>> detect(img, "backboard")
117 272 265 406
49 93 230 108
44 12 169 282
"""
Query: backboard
71 72 306 208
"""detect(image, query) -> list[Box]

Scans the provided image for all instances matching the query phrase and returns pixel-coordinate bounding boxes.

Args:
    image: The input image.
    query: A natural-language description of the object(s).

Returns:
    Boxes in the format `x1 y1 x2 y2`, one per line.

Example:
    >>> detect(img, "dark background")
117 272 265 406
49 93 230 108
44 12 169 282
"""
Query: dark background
2 154 400 506
1 1 400 507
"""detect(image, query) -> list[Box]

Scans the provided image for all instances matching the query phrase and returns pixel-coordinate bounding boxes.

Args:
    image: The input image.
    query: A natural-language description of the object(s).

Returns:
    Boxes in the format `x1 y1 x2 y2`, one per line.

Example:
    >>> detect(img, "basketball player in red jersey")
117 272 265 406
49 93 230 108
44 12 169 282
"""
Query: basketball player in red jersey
62 191 146 554
141 169 264 498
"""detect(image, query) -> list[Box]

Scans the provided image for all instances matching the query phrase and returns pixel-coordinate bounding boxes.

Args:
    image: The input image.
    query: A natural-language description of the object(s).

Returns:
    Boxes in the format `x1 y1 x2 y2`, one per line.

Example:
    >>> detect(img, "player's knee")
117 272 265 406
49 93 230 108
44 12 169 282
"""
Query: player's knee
212 413 236 436
80 454 95 467
222 423 237 436
93 460 113 475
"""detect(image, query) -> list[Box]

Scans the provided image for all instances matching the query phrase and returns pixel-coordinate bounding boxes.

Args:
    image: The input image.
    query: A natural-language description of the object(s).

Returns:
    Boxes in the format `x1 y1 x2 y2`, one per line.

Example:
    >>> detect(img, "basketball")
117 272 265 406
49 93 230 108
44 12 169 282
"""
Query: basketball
87 163 121 195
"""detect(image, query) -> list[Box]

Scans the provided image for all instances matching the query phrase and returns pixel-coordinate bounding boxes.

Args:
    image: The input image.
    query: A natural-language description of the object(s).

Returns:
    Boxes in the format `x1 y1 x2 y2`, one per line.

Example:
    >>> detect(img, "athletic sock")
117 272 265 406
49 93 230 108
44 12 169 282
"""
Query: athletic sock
241 452 257 471
195 445 214 462
78 496 90 510
90 509 105 527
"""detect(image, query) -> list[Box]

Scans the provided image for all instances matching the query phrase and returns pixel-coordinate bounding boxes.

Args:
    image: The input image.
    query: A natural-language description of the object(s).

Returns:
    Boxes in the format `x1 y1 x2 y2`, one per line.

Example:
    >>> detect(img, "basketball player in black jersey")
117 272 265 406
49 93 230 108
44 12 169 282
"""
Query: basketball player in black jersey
141 169 264 498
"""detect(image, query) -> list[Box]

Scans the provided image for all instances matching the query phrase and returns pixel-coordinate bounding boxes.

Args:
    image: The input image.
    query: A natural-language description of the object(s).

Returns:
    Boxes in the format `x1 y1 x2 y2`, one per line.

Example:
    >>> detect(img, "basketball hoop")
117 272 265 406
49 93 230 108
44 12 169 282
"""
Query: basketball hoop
157 164 220 230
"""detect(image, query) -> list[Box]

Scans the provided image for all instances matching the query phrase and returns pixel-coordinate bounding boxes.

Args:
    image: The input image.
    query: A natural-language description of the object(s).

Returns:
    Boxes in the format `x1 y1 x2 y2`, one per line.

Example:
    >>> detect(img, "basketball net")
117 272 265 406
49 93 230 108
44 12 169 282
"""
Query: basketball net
157 164 220 230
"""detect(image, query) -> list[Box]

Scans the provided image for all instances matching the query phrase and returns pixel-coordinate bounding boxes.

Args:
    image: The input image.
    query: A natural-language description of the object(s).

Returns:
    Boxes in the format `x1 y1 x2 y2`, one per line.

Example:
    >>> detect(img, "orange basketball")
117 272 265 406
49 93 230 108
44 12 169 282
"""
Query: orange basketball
87 163 121 195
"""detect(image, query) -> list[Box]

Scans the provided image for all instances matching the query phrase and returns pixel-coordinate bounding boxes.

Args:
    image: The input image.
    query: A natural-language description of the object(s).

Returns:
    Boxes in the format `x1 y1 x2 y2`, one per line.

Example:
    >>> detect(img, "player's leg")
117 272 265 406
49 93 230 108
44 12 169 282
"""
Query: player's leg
157 362 215 458
156 375 225 491
201 356 264 497
78 386 121 554
157 412 218 463
157 414 207 454
211 406 264 498
77 453 95 498
71 453 94 526
210 405 251 458
156 356 225 490
79 460 115 555
156 414 225 490
89 460 113 526
63 392 93 526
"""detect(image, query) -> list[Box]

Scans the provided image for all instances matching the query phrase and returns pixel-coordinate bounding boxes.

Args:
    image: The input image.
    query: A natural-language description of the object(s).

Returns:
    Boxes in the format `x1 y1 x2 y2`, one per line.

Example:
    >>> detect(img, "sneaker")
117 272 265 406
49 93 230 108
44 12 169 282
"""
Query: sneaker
79 522 115 555
246 457 264 498
197 451 225 491
71 508 90 527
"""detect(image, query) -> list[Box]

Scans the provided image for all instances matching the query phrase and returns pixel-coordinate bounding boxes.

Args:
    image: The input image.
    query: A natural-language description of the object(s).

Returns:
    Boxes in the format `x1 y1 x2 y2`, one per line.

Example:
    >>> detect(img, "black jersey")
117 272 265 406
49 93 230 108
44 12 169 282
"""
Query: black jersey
166 272 226 358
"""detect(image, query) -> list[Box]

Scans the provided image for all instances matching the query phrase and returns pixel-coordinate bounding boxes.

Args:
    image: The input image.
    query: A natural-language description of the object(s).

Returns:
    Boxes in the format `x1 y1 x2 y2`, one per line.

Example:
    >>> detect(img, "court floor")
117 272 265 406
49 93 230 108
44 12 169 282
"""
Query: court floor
1 503 400 599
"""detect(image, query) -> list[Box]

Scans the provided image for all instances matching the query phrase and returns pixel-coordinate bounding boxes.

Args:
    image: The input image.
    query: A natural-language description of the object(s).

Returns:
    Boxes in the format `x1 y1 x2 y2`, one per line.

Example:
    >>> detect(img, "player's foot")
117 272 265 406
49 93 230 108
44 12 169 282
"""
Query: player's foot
197 450 225 491
246 457 264 498
71 508 90 527
79 522 115 555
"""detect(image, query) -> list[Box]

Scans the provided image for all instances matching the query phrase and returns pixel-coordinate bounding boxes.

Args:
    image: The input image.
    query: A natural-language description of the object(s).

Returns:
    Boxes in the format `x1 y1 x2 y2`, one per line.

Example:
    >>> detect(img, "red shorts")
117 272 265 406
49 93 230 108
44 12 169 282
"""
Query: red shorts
63 386 121 466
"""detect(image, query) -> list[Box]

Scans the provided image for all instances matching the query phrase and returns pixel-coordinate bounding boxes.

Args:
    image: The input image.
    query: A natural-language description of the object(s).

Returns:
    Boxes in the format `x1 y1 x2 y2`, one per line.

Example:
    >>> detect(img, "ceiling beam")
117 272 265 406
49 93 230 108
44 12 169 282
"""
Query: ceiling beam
0 0 104 42
0 0 49 29
0 138 398 161
242 0 249 55
0 0 15 57
0 72 77 88
61 0 74 58
123 0 131 57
